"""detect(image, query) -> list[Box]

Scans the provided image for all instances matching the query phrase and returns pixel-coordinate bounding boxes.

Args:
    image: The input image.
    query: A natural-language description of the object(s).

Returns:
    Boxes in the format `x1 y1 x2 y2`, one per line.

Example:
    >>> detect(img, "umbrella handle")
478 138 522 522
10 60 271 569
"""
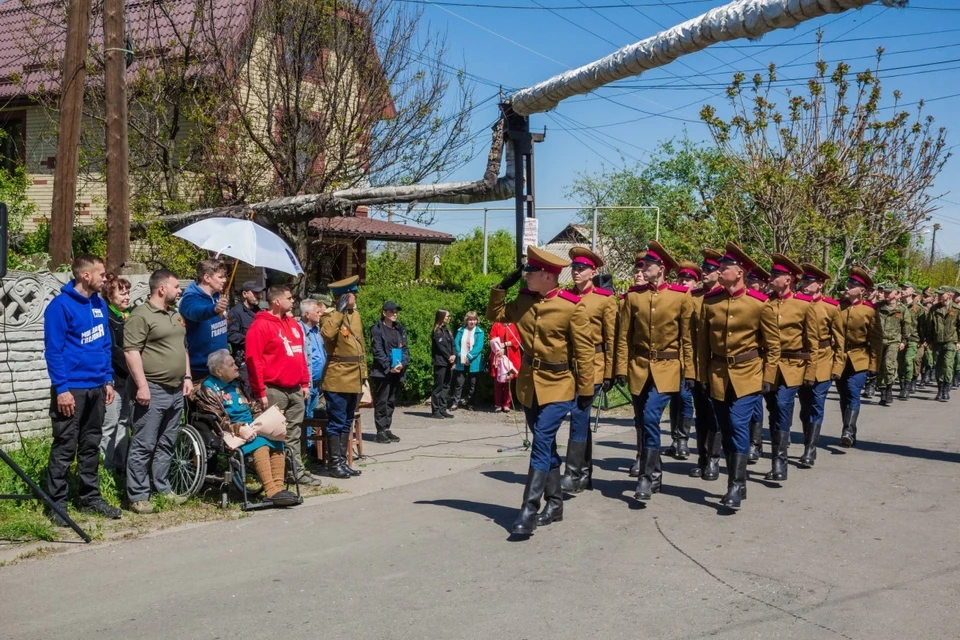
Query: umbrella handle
225 259 241 304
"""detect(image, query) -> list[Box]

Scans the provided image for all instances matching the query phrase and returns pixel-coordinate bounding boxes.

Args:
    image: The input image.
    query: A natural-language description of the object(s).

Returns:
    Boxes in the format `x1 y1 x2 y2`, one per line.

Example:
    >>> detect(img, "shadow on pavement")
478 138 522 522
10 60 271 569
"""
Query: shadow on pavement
413 499 517 533
481 470 526 485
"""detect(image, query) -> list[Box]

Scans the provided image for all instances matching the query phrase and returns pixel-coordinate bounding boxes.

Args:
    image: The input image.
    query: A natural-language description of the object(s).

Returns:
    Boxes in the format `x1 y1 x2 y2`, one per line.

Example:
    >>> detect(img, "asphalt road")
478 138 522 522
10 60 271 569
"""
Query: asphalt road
3 388 960 640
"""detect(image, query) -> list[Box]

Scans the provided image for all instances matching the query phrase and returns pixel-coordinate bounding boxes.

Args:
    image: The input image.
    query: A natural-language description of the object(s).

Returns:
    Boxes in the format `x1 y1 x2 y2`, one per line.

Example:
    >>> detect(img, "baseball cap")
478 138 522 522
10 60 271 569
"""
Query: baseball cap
382 300 402 312
241 281 264 293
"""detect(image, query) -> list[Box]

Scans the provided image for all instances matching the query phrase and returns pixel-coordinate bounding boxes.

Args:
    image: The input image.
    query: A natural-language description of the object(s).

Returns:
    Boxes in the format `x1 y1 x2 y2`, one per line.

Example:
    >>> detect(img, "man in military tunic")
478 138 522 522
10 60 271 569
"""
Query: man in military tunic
666 261 702 462
321 275 367 479
745 265 770 464
560 247 616 494
615 241 694 502
928 286 960 402
699 243 779 510
898 282 922 400
874 283 906 407
688 249 724 481
761 255 818 482
487 246 594 536
833 267 882 447
797 263 843 468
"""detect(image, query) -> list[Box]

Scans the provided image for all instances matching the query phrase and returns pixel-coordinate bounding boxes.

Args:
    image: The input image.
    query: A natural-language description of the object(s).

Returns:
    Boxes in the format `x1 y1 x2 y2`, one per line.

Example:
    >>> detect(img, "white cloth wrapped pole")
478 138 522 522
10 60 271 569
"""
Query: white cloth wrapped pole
508 0 906 116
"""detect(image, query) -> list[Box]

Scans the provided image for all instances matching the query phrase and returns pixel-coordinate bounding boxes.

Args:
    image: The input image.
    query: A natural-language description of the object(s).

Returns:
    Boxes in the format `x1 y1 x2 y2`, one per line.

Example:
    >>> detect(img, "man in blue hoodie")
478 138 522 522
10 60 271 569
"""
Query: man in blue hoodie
43 254 121 524
179 259 228 380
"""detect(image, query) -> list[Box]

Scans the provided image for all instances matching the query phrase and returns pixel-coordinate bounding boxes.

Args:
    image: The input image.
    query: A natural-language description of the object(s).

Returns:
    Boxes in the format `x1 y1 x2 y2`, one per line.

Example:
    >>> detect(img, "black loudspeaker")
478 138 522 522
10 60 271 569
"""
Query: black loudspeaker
0 202 7 279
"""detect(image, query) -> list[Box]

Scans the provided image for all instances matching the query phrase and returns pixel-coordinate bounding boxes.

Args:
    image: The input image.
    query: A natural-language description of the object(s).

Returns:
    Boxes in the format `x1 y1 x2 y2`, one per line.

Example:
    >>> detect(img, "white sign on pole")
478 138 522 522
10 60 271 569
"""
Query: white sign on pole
522 217 539 255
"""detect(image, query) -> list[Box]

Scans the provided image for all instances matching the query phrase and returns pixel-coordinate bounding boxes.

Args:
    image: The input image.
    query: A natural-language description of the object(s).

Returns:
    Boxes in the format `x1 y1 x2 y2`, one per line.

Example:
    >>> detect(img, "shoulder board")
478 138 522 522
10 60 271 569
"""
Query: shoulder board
746 289 768 302
704 288 725 298
591 287 614 297
691 285 704 295
558 290 581 304
667 284 688 293
822 296 839 306
794 293 813 302
863 301 877 309
619 292 627 300
627 285 647 293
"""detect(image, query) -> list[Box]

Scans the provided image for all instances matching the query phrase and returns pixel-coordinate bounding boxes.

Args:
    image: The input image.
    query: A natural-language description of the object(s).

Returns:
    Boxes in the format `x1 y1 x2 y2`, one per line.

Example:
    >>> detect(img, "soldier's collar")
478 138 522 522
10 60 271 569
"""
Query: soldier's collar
728 286 746 298
772 290 793 300
544 288 560 299
574 283 593 295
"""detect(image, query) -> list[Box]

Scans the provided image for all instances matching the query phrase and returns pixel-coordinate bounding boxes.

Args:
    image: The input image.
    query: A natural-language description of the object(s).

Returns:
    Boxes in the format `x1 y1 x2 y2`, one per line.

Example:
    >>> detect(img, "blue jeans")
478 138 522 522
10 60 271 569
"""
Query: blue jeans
632 380 673 449
765 382 799 434
836 363 867 414
798 379 832 424
324 391 359 437
524 397 575 472
569 384 602 443
669 383 694 425
713 387 759 455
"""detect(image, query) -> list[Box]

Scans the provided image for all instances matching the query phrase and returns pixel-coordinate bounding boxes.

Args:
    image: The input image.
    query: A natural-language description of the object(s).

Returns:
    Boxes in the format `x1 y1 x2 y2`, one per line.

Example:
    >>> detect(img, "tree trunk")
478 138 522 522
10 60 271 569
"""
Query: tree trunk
104 0 130 272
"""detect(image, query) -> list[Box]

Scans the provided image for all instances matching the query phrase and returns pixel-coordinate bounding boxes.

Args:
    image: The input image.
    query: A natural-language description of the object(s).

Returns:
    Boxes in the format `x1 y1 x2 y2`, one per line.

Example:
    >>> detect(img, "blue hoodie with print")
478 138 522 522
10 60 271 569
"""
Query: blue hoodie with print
178 282 228 377
44 281 114 393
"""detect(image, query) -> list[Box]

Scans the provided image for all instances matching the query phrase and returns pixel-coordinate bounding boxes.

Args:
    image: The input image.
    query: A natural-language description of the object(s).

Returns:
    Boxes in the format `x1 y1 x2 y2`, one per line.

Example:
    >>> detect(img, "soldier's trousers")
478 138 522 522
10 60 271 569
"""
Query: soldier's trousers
523 395 575 472
798 379 832 425
324 390 359 437
836 363 867 414
750 393 764 425
914 343 925 379
669 383 693 427
632 379 673 449
898 342 919 382
692 382 719 460
935 342 957 383
924 344 936 371
765 382 799 434
878 343 900 387
712 387 759 455
568 384 601 443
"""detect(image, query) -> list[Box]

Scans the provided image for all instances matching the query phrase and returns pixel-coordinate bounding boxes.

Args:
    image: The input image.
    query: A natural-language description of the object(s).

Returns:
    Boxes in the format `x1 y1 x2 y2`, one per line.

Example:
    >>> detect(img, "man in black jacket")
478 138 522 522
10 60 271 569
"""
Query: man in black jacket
227 281 263 395
370 301 411 443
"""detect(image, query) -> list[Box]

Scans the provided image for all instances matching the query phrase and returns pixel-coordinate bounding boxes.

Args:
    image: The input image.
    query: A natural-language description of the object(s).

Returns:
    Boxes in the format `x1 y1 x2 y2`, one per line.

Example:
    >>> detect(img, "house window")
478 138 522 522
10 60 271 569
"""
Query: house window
0 111 26 172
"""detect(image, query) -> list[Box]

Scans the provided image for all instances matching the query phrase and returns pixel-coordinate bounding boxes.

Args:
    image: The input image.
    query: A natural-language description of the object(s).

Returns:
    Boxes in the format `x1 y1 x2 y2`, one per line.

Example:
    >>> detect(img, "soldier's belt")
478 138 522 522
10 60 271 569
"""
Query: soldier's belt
633 348 679 361
522 354 570 372
781 351 811 361
595 344 606 354
846 342 868 350
817 339 832 348
711 349 760 365
330 355 363 363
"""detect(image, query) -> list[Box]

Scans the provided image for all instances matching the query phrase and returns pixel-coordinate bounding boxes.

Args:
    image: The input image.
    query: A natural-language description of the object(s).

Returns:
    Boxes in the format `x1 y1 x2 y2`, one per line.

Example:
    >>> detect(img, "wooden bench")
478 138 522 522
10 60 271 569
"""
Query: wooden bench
301 413 364 466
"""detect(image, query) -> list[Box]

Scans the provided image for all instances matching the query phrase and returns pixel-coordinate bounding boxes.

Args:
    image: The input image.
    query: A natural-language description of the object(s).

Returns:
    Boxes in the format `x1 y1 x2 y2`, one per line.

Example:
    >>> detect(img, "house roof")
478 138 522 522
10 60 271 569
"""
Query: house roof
309 216 455 244
541 223 631 283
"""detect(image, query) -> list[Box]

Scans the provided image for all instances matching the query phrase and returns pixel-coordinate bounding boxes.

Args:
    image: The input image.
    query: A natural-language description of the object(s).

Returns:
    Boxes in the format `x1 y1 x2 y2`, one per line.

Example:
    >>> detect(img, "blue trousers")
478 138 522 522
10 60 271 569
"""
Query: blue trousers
632 379 673 449
324 391 359 437
798 379 832 425
305 384 321 419
569 384 602 443
836 363 867 414
713 386 759 455
765 382 799 434
669 383 694 426
524 396 575 472
750 392 764 424
692 382 718 435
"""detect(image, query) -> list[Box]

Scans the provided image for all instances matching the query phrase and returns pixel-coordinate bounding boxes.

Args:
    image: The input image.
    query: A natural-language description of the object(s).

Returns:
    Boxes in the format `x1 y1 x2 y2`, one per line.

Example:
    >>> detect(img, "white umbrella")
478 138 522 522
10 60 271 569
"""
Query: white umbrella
174 217 304 277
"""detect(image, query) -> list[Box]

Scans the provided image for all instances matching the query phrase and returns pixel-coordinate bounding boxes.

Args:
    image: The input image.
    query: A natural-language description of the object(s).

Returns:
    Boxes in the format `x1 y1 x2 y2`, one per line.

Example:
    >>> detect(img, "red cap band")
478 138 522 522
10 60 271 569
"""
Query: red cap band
678 268 698 279
645 250 663 263
702 258 721 268
770 264 791 274
528 256 563 275
849 274 866 286
571 256 596 269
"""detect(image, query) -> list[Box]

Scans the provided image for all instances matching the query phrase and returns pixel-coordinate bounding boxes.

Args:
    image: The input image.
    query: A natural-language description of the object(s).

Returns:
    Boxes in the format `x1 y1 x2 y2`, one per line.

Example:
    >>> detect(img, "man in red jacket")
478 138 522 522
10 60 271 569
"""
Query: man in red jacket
244 284 320 486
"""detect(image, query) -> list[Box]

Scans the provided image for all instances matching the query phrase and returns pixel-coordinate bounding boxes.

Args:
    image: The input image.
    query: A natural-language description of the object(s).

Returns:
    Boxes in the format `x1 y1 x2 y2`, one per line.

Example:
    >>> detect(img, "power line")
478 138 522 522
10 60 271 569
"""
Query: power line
404 0 960 11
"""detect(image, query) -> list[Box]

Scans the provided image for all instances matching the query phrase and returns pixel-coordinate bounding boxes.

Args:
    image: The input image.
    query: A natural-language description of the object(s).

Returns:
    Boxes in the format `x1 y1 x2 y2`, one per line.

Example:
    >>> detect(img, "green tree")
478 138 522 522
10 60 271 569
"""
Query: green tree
439 228 515 289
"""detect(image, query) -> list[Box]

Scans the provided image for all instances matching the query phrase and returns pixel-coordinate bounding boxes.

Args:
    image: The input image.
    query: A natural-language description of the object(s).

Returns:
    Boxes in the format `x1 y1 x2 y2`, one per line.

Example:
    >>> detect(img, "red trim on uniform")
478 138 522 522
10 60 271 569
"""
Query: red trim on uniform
558 290 581 303
863 300 876 309
704 287 725 298
822 296 839 306
803 271 825 281
544 289 560 299
657 282 669 291
667 284 688 293
849 274 867 286
571 256 596 268
678 268 699 279
628 284 649 293
527 256 563 274
702 258 721 268
746 289 768 302
794 293 813 302
592 287 614 296
645 250 663 262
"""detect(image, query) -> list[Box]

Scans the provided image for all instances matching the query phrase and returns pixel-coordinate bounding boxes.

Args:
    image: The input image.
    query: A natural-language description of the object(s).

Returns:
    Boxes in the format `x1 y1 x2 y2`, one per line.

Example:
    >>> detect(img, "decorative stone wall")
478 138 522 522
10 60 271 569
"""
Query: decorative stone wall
0 271 157 448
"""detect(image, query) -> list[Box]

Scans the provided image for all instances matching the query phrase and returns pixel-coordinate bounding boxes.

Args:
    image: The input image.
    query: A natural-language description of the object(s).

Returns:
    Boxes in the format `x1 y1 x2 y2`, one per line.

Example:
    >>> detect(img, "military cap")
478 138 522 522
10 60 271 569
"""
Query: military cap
524 245 568 274
720 242 758 273
746 265 769 282
936 285 953 295
329 275 360 295
800 262 831 282
770 254 803 277
901 281 917 290
636 240 678 272
846 266 874 290
876 281 899 292
568 246 604 269
675 260 701 280
700 248 723 272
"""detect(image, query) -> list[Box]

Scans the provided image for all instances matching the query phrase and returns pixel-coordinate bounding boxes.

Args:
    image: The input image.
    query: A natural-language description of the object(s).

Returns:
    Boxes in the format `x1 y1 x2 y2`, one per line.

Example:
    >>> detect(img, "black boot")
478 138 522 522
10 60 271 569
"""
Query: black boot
948 382 953 400
536 468 564 526
879 384 890 406
560 439 588 493
675 418 692 460
798 422 821 468
747 421 762 464
862 378 875 399
703 430 722 481
898 380 909 400
340 433 361 476
689 422 707 478
512 468 548 536
582 432 594 491
634 448 661 501
764 430 789 482
326 434 351 479
840 408 859 447
938 381 948 402
629 429 642 477
720 453 749 509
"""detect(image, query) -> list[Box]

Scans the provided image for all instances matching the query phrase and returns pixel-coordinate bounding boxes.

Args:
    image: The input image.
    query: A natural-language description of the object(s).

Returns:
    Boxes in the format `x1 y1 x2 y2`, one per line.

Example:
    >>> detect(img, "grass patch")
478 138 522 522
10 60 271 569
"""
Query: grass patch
0 511 59 542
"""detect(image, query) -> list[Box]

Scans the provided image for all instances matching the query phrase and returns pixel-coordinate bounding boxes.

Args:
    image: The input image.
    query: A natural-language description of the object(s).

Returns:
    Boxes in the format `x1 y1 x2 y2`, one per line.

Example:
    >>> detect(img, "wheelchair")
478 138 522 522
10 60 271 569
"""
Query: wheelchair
168 400 302 511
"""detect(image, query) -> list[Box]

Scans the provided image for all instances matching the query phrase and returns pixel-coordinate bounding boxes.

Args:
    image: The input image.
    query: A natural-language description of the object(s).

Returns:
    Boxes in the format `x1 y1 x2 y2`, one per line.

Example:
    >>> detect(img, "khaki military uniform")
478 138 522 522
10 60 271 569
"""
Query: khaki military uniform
575 286 617 384
762 292 818 387
320 309 367 394
806 296 844 382
834 301 883 376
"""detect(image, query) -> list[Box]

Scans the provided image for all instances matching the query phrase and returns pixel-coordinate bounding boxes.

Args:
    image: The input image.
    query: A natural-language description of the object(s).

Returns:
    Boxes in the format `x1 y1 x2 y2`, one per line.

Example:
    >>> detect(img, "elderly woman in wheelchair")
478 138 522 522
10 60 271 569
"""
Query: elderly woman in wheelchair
194 349 300 507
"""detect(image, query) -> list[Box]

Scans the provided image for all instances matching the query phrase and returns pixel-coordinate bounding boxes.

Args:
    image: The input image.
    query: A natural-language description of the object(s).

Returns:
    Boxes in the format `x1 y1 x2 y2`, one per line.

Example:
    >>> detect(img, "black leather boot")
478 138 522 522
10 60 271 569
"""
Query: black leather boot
583 432 594 491
676 417 692 460
536 468 563 526
898 380 909 400
938 382 948 402
703 430 722 481
862 378 875 399
326 434 351 479
629 429 642 477
948 383 953 401
764 429 789 482
512 468 548 535
747 421 762 464
634 448 661 501
689 425 707 478
560 439 588 493
720 453 749 509
840 408 859 447
798 422 821 468
879 385 890 406
340 433 361 476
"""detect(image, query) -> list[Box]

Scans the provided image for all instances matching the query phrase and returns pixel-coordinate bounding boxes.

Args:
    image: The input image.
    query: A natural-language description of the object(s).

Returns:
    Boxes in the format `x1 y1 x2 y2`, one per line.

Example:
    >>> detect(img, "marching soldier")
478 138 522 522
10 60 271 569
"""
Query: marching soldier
920 287 938 387
927 286 960 402
625 256 648 476
761 255 818 483
666 261 703 462
487 247 594 536
875 283 906 407
321 276 367 479
688 250 724 481
699 243 779 510
560 247 616 494
899 282 923 399
833 267 882 447
745 265 770 464
797 263 843 468
615 241 694 502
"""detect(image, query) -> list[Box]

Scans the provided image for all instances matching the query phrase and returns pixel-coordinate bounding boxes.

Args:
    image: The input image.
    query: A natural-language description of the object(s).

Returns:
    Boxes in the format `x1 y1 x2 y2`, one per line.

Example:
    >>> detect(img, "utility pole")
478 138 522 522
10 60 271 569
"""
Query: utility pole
50 0 94 268
104 0 131 272
930 223 941 266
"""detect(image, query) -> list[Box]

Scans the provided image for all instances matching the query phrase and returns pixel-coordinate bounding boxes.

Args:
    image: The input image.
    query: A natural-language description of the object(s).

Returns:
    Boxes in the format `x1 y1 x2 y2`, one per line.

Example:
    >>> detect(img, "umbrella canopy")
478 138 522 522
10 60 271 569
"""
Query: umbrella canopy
174 218 304 276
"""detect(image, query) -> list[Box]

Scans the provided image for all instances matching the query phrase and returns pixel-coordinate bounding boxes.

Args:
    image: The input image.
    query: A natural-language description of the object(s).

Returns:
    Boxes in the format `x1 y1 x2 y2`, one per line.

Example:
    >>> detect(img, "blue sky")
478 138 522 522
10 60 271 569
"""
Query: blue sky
372 0 960 258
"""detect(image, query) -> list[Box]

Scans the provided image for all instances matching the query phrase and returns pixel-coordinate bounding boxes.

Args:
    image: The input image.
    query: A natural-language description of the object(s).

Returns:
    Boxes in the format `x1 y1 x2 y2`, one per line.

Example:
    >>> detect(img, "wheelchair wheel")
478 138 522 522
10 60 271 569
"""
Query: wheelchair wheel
169 424 207 498
232 458 265 498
